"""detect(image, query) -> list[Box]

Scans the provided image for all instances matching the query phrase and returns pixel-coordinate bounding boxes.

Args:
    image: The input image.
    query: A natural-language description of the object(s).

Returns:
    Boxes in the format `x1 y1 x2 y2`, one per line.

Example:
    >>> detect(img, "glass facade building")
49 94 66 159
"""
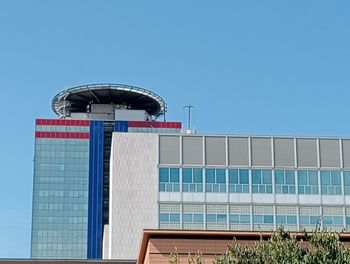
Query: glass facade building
32 120 97 259
31 119 181 259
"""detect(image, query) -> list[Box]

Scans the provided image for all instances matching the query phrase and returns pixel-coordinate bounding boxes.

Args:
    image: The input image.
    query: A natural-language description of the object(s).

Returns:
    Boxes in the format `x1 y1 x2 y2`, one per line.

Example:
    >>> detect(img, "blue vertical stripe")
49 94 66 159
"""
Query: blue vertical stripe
87 121 104 259
114 120 128 132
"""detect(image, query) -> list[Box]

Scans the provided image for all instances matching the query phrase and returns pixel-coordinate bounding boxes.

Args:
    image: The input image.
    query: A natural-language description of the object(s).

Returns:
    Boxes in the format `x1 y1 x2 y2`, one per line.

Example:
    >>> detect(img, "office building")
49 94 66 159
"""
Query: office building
32 83 350 262
31 84 181 259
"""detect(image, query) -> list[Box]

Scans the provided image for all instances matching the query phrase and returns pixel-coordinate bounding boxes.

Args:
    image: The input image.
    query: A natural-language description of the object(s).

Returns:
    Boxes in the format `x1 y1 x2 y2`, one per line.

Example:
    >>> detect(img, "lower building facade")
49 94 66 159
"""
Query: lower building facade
103 133 350 260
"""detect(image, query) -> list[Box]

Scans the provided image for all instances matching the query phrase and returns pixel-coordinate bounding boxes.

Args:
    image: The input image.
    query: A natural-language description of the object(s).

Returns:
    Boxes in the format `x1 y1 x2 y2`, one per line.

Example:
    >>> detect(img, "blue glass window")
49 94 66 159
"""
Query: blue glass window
322 216 343 226
275 170 296 194
170 213 180 222
193 214 204 222
159 168 169 182
183 213 192 222
300 215 319 225
229 169 249 193
298 170 319 195
229 214 250 224
229 214 239 223
320 171 341 195
206 214 216 223
182 168 203 192
344 172 350 195
159 213 169 222
206 213 227 223
159 213 180 223
217 214 227 223
183 213 203 223
252 169 272 194
159 168 180 192
346 217 350 225
276 215 297 225
205 169 226 193
253 215 263 224
183 169 192 183
253 214 273 224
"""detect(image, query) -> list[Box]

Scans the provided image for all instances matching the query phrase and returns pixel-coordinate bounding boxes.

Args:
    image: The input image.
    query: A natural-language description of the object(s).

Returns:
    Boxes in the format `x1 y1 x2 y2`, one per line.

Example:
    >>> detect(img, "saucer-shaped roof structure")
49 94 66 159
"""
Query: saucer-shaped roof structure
52 83 166 119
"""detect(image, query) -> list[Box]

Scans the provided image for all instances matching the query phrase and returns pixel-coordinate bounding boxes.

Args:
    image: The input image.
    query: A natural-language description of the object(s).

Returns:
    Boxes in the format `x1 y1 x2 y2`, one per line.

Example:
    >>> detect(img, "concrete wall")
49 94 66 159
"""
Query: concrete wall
104 133 158 260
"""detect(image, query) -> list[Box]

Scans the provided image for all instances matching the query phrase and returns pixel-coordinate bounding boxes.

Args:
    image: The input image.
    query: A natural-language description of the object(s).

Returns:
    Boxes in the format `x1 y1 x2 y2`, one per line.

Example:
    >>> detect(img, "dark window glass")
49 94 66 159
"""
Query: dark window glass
193 169 203 183
183 214 192 222
275 170 284 184
170 168 179 182
206 169 215 183
183 168 192 183
193 214 203 222
285 170 295 184
321 171 330 185
262 170 272 184
298 170 308 185
170 213 180 222
240 169 249 184
216 169 226 183
217 214 227 223
229 214 239 223
308 171 318 185
331 171 341 185
206 214 216 223
252 170 261 184
264 215 273 223
159 213 169 221
287 216 297 224
241 215 250 223
229 169 239 184
159 168 169 182
344 172 350 186
310 216 318 224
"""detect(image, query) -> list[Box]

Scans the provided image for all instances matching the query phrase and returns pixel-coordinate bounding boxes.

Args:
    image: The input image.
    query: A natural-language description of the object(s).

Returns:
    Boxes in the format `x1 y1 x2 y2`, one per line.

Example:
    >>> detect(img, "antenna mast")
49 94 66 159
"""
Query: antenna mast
184 104 195 130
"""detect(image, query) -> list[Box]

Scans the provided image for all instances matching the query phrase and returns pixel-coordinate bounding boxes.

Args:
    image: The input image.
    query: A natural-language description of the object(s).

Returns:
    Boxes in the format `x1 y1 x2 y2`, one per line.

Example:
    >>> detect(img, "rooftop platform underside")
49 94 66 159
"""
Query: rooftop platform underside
52 84 166 118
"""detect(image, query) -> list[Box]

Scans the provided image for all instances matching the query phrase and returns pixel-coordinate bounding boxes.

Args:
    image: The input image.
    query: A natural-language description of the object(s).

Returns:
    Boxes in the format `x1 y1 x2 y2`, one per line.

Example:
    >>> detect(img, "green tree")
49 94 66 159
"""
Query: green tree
215 226 350 264
188 250 204 264
169 247 179 264
171 226 350 263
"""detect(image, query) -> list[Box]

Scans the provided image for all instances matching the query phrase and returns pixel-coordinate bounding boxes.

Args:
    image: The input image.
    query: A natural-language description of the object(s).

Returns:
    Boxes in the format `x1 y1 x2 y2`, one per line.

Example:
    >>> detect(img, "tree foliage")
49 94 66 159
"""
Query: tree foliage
170 226 350 264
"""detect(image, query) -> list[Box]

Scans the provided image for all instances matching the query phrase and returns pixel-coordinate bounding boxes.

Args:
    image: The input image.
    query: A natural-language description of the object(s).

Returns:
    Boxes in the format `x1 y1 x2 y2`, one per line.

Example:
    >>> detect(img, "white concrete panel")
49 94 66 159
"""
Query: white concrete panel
298 195 321 205
182 193 205 203
275 194 298 204
102 225 109 259
206 193 228 203
107 133 158 260
321 195 344 205
252 194 274 204
345 196 350 205
158 192 182 202
169 192 181 202
159 192 171 202
229 193 252 203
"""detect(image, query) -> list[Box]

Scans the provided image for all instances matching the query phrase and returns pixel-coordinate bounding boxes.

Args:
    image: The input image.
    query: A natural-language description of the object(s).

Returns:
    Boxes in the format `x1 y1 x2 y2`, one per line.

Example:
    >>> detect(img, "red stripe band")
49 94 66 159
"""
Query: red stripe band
128 121 182 128
36 119 90 126
35 131 90 139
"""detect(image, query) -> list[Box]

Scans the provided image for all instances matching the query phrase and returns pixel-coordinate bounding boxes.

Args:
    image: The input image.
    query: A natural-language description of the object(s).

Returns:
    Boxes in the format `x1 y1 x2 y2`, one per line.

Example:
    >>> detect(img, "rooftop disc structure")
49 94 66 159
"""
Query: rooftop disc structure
51 83 167 121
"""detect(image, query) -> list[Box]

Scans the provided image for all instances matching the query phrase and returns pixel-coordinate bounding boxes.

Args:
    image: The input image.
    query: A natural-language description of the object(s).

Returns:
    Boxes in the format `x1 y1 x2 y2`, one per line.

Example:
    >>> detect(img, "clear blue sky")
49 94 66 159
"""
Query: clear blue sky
0 0 350 258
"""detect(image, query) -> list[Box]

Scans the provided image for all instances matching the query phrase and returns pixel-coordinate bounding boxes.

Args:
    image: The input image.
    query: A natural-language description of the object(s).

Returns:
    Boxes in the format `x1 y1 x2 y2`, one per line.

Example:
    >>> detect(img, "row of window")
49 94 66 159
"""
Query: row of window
159 213 350 225
34 203 88 211
35 190 88 198
159 168 350 195
36 125 90 132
